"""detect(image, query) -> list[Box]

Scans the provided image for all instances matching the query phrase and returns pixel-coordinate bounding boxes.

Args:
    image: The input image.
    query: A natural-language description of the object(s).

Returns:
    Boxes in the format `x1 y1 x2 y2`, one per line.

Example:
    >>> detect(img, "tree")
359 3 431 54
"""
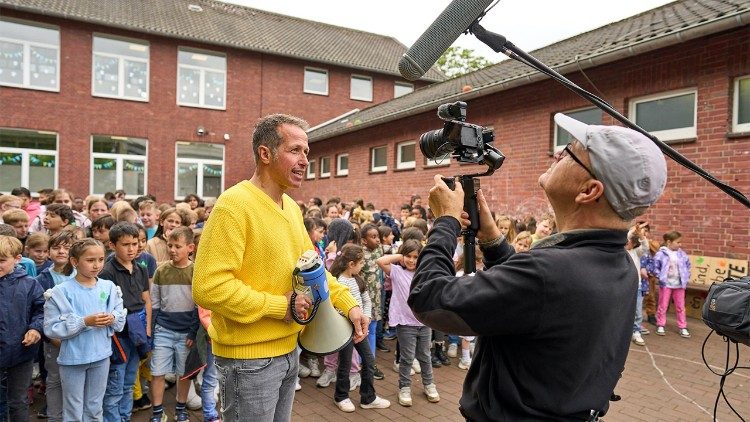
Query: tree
437 46 493 78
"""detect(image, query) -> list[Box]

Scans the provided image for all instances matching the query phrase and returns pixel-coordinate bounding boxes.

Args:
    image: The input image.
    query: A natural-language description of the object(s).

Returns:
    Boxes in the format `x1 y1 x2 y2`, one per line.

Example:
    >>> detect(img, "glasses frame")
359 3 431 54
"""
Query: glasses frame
557 142 597 180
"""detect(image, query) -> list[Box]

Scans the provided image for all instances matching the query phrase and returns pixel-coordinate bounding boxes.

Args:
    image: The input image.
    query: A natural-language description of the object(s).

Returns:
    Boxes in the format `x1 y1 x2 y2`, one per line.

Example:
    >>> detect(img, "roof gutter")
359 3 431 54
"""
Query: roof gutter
307 109 360 132
310 9 750 142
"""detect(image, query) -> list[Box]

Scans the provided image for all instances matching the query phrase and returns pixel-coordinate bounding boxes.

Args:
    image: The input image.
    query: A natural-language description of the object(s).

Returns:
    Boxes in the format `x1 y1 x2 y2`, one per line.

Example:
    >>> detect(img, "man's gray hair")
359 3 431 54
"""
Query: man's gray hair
252 114 309 162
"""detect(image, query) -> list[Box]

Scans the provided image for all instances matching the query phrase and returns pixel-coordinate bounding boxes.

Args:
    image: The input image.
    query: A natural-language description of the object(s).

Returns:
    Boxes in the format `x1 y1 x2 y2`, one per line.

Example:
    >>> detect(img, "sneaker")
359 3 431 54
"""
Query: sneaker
186 384 202 410
133 394 152 411
470 340 476 356
647 315 657 326
295 380 302 391
336 398 356 413
150 413 168 422
436 344 451 366
383 330 397 341
412 359 421 374
308 357 321 378
393 360 415 375
640 326 650 335
431 351 442 368
373 365 385 380
361 396 391 409
447 343 458 358
398 387 412 407
36 405 48 419
349 373 361 391
376 340 391 352
458 358 471 370
176 408 190 422
656 326 666 336
165 373 177 388
424 383 440 403
632 331 645 346
680 328 691 338
316 368 336 388
298 362 311 378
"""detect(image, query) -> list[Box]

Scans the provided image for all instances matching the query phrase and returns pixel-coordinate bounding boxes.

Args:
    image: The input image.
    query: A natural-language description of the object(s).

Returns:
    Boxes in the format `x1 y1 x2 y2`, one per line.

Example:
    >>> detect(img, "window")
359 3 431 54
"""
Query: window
424 154 451 168
350 75 373 101
319 156 331 178
396 141 416 170
554 107 602 151
630 89 697 141
0 128 57 193
92 35 149 101
394 82 414 98
371 146 387 172
175 142 224 199
733 75 750 133
306 159 316 179
0 18 59 91
336 154 349 176
91 136 147 196
304 67 328 95
177 48 226 109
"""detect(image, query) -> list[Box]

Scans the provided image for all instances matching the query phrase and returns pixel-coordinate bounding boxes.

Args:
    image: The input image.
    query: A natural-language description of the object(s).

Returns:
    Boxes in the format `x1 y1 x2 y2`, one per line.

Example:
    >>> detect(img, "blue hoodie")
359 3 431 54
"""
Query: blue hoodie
0 266 44 368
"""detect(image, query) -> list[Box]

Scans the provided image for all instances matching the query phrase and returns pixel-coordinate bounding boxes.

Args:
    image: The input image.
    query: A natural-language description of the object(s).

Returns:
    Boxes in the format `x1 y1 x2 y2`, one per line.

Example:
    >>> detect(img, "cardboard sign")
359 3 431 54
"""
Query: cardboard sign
689 255 748 288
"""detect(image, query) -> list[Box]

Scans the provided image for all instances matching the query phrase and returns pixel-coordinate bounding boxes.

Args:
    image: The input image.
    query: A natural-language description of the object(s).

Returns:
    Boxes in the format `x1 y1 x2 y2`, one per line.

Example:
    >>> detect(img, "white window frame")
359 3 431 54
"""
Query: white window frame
90 136 148 197
304 67 328 96
174 143 225 200
91 34 149 102
394 81 414 98
629 88 697 142
336 153 349 176
733 75 750 133
350 74 373 102
306 159 316 179
0 129 58 193
176 47 227 110
319 156 331 178
0 18 60 92
553 107 602 152
396 141 416 170
371 146 387 173
424 155 451 168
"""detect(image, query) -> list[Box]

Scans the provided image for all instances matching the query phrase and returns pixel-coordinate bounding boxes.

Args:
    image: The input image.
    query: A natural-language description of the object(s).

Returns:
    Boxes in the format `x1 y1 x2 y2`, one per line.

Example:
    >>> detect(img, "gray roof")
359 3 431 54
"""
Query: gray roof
0 0 445 82
308 0 750 142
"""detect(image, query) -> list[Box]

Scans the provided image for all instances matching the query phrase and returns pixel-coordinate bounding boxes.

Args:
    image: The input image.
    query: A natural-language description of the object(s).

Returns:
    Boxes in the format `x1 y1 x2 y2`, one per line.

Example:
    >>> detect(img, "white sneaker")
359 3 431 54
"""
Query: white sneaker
424 383 440 403
349 373 361 391
458 358 471 370
411 359 421 374
632 331 645 346
308 357 321 377
398 387 412 407
295 380 302 391
316 369 336 388
186 382 202 410
656 326 666 336
361 396 391 409
393 360 415 375
447 343 458 358
298 362 311 378
335 398 355 413
680 328 691 338
470 340 476 356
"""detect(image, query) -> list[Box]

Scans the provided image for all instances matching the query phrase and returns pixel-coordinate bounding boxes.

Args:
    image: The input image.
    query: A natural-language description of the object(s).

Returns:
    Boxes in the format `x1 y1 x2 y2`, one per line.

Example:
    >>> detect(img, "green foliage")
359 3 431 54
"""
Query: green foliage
437 46 493 78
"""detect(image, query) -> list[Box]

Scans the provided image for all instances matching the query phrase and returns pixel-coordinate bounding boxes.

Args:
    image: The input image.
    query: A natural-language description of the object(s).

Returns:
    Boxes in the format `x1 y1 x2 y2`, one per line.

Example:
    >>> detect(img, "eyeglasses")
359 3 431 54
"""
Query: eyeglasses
555 143 597 180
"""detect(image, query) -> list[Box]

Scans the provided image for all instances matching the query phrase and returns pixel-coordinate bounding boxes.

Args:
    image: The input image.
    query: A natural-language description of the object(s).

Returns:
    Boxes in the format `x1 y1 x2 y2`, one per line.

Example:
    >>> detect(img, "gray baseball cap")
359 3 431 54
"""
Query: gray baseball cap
554 113 667 220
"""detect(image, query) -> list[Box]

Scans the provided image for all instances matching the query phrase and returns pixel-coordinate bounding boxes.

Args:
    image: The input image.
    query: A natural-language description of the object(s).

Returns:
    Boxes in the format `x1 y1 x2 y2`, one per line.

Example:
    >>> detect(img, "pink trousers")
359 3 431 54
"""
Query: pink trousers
323 349 360 373
656 287 687 329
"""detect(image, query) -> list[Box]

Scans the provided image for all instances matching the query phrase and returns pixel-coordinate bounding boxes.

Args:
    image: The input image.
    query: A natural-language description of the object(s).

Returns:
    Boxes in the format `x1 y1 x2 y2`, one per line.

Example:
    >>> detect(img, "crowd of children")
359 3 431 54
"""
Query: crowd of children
0 187 694 420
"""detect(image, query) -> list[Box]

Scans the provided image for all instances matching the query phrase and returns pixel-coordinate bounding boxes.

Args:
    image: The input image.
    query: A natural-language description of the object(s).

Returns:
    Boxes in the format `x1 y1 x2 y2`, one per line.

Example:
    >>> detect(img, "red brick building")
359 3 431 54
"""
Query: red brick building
302 0 750 260
0 0 441 201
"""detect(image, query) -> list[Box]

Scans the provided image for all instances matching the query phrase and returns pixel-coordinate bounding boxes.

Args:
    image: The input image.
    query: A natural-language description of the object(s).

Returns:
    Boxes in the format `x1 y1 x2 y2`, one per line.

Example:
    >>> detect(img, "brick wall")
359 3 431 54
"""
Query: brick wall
296 26 750 260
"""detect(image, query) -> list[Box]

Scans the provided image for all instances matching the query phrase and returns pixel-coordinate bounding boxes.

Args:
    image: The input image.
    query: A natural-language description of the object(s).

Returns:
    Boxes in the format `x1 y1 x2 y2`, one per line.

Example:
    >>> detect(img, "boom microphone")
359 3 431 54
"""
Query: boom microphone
398 0 495 81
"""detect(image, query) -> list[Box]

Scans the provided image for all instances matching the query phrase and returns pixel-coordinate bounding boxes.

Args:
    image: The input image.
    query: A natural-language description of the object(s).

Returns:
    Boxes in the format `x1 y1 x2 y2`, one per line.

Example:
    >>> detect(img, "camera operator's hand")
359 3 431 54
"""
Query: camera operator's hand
429 175 464 221
460 189 502 244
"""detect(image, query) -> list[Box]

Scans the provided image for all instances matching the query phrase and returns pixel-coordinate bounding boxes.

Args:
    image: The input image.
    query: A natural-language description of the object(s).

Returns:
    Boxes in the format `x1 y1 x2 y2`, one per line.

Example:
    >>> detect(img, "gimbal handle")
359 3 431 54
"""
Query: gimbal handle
443 175 481 274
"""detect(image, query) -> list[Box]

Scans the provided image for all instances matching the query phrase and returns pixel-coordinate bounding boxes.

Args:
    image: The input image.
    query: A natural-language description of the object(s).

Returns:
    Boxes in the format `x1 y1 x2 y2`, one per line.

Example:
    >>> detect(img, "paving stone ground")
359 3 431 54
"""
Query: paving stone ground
28 317 750 421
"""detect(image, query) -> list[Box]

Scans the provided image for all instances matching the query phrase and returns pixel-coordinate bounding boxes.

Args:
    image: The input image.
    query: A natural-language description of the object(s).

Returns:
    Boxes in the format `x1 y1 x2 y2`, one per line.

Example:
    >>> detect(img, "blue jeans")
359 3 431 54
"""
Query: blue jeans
200 343 219 421
633 292 645 333
60 358 110 421
44 342 63 422
215 348 298 422
367 320 378 358
103 336 139 422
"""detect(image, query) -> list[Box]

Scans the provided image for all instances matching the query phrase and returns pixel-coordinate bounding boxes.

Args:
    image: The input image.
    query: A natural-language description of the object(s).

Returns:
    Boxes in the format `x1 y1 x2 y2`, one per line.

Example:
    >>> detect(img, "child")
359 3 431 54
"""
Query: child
452 245 484 370
377 226 396 341
91 215 115 254
653 231 692 338
494 214 517 243
138 200 160 240
101 222 152 422
0 235 44 421
530 214 555 244
87 198 110 223
131 223 158 412
304 217 326 259
43 238 126 421
35 230 76 422
377 240 440 407
329 244 390 412
149 226 199 422
25 232 52 274
359 223 387 377
146 208 183 265
135 224 157 283
626 227 649 346
43 203 74 236
197 306 220 422
512 231 533 253
2 209 29 245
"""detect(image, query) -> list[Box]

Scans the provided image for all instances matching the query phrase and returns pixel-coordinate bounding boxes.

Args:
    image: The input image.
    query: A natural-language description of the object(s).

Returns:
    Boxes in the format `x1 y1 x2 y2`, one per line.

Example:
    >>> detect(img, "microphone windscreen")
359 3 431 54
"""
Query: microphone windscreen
398 0 495 81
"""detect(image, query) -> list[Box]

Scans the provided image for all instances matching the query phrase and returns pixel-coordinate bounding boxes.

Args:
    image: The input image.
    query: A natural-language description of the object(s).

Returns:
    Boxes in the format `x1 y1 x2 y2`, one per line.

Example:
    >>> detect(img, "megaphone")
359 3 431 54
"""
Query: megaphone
292 251 353 356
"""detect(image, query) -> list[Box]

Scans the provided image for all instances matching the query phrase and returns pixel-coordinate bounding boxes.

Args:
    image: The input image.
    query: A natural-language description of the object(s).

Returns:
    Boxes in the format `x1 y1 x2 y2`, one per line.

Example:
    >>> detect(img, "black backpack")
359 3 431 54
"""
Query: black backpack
702 276 750 346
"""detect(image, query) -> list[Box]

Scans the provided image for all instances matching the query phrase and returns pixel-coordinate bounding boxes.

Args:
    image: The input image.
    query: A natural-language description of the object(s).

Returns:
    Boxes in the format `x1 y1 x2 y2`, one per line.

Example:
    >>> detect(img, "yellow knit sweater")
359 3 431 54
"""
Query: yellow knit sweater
193 181 358 359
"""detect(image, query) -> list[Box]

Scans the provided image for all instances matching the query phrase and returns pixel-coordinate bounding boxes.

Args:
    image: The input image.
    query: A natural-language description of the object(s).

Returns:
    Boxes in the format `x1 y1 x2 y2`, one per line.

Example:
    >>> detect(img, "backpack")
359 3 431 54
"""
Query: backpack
702 276 750 346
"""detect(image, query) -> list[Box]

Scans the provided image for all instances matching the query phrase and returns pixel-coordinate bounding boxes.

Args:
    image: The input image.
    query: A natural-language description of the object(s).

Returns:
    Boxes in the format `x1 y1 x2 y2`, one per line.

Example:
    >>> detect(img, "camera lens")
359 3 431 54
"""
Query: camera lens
419 129 446 159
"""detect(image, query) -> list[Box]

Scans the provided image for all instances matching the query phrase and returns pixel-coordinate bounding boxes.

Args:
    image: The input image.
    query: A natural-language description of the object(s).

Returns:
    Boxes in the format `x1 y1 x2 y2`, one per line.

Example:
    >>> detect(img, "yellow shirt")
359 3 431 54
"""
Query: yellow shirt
193 181 358 359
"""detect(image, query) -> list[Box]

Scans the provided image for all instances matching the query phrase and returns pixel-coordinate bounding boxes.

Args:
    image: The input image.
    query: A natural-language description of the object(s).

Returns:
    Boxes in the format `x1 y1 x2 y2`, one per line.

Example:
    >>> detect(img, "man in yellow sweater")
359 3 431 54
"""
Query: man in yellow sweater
193 114 366 422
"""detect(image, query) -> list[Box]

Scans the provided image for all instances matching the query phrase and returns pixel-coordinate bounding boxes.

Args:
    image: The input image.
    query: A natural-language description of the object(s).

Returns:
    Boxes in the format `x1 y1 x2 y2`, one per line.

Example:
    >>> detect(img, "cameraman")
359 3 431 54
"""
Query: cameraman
408 113 667 421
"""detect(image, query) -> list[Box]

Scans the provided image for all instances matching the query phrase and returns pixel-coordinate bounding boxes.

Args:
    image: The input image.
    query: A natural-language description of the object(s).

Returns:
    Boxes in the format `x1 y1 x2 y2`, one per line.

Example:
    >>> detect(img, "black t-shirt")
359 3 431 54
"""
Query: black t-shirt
100 258 149 312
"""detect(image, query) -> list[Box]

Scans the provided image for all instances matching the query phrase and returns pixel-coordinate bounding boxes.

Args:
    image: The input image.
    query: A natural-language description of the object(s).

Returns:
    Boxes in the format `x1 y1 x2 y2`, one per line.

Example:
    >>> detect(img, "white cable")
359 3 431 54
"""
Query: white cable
642 345 713 418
